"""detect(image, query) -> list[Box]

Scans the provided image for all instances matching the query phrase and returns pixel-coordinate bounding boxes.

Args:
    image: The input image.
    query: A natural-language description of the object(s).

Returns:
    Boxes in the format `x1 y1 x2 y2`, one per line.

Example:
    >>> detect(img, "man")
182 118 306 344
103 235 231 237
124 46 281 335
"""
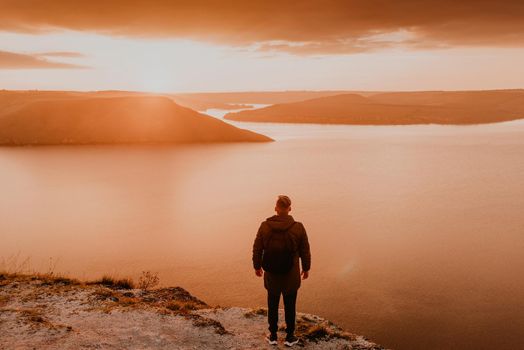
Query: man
252 195 311 347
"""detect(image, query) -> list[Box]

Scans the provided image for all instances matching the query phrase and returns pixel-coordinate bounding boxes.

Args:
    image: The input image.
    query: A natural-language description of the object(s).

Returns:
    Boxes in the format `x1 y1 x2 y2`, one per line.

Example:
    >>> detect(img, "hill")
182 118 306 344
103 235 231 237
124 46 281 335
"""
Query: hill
171 91 360 107
0 91 271 145
224 90 524 125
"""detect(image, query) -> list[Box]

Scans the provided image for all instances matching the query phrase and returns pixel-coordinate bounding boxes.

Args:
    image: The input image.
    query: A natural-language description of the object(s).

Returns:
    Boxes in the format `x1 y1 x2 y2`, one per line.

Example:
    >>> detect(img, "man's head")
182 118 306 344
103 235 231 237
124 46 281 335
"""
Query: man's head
275 195 292 216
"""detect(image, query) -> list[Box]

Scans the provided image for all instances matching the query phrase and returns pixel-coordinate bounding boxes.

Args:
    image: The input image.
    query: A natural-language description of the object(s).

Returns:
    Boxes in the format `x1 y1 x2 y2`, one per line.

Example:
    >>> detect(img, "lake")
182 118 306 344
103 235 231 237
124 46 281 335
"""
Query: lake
1 108 523 349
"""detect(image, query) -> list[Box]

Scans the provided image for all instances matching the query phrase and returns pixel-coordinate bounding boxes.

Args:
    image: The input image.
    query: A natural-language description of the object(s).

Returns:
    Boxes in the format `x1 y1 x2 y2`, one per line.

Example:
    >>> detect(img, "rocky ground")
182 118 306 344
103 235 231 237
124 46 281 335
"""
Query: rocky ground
0 273 388 349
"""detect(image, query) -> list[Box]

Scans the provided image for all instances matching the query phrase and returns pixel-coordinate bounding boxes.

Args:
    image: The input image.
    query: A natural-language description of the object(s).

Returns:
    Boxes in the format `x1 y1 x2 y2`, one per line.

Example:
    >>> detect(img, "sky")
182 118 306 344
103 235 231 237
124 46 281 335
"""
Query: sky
1 0 523 92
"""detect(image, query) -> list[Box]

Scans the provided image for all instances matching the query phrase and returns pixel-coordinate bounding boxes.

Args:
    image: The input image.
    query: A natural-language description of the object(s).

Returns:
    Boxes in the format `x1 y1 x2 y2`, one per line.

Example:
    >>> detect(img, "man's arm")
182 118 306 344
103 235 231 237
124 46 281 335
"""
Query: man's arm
252 223 265 275
299 224 311 278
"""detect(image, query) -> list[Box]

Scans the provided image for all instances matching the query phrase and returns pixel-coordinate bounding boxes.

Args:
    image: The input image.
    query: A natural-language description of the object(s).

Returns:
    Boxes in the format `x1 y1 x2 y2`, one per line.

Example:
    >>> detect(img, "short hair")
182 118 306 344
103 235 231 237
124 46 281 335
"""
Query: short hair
276 195 292 209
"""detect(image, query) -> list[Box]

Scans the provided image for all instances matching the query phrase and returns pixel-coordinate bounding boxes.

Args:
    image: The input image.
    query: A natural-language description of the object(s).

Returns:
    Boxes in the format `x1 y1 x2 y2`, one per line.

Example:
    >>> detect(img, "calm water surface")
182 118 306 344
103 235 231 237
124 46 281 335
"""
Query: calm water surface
1 109 524 349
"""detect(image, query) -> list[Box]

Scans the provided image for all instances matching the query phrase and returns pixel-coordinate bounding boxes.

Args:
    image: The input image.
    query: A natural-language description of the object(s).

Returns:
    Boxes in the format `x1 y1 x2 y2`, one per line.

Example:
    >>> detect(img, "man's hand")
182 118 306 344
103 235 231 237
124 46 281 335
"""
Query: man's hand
255 268 263 277
301 270 309 280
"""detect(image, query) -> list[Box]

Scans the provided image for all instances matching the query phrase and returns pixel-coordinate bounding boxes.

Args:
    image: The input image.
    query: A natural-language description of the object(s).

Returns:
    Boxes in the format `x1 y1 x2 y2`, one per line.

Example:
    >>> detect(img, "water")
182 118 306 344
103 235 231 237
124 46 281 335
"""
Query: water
1 108 524 349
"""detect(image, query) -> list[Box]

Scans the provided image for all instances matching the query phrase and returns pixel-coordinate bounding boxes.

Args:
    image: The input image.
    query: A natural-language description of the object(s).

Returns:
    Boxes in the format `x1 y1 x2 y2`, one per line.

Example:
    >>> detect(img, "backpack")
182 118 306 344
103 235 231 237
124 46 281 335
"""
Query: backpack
262 223 297 274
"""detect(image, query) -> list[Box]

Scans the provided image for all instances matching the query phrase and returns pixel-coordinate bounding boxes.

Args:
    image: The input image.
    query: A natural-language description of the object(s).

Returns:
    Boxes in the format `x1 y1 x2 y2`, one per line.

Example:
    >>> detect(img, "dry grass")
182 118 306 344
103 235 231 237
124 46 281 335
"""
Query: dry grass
295 317 354 342
0 254 80 288
140 287 208 309
91 288 139 309
0 253 32 274
37 273 80 286
137 271 160 291
243 307 268 318
88 275 135 290
301 324 331 341
165 300 201 312
0 271 80 287
188 314 230 335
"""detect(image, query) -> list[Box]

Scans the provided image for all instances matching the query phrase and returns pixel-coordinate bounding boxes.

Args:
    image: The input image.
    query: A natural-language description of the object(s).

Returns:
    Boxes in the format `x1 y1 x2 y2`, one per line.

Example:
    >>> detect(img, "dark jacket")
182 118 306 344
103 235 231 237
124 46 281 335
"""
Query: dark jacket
252 214 311 295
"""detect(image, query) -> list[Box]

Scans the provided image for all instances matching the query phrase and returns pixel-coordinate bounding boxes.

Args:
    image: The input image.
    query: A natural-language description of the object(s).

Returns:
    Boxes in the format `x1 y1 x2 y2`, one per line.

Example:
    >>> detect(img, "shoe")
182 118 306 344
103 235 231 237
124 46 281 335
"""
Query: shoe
284 334 299 347
266 333 278 345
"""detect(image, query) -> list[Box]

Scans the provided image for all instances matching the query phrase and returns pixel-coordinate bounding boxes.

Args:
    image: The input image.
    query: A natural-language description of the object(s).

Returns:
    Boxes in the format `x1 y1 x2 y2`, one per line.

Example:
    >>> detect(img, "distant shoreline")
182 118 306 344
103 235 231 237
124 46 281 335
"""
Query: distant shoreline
224 90 524 126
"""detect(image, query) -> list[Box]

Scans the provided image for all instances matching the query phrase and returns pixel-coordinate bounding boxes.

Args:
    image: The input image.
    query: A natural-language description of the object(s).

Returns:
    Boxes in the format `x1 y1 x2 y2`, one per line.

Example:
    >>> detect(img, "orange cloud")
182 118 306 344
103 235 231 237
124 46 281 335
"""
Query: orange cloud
0 1 523 54
0 51 87 69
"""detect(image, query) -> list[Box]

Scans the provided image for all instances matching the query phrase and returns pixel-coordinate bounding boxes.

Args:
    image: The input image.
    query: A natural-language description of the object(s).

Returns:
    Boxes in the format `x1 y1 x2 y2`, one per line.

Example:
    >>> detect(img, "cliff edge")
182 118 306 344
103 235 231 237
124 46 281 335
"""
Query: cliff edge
0 273 387 349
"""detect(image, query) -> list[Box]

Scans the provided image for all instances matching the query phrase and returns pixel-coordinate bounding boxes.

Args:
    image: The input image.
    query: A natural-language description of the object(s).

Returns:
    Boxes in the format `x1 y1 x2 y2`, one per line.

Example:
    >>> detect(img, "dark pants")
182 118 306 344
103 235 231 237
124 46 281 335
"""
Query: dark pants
267 291 297 335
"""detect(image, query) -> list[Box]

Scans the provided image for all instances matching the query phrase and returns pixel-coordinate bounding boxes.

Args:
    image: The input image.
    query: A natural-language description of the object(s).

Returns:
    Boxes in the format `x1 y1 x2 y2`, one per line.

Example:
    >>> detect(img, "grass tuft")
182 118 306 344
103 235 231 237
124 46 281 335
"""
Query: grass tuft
89 275 135 289
302 324 330 341
191 314 230 335
244 307 268 318
165 300 199 312
295 317 354 343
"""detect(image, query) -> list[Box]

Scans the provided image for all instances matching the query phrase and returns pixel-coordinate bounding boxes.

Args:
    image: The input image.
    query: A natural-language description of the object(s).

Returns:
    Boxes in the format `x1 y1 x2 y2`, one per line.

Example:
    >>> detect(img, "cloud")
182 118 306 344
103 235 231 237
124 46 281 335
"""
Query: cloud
0 51 87 69
1 1 524 55
254 32 410 56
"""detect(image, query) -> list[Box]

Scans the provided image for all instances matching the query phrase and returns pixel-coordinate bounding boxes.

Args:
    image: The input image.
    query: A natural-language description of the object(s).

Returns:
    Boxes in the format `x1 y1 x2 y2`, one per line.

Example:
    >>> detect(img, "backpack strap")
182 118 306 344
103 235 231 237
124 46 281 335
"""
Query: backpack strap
284 222 298 252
